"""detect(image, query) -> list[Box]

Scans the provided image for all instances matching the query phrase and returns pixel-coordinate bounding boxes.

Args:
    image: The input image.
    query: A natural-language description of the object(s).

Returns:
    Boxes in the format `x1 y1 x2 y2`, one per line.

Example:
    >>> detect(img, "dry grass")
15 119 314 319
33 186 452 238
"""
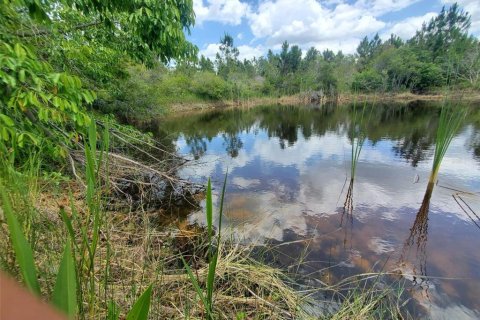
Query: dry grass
0 178 306 319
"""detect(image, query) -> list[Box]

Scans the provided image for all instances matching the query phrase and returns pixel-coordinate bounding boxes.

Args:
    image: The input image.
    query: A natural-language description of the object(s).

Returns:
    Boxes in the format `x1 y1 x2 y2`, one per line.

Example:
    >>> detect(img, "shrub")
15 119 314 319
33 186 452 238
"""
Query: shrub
352 69 384 92
191 72 229 100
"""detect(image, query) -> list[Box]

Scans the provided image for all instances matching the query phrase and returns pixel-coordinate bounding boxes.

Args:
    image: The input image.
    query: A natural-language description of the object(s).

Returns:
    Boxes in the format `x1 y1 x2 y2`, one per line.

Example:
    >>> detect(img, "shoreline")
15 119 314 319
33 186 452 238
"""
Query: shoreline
167 91 480 115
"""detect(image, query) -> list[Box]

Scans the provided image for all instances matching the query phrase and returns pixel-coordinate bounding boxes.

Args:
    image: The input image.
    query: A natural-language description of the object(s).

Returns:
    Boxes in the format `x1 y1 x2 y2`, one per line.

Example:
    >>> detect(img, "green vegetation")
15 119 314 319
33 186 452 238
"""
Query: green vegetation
342 101 369 219
428 104 467 187
349 102 369 182
0 0 476 319
109 3 479 118
1 124 154 319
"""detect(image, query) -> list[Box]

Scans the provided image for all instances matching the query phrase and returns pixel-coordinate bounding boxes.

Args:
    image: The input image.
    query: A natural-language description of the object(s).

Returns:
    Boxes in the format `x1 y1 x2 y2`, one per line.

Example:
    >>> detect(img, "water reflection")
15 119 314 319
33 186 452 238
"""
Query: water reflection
155 101 480 319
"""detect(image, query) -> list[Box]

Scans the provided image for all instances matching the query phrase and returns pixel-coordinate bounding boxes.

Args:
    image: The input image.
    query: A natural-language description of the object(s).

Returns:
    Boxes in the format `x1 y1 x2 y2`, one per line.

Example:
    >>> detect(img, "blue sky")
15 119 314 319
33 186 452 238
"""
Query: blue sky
188 0 480 60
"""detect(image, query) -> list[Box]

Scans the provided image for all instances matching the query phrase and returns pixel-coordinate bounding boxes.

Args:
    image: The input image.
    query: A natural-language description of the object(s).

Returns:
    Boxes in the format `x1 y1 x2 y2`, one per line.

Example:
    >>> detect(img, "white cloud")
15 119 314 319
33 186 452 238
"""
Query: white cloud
237 44 265 60
199 43 265 61
442 0 480 34
193 0 478 59
199 43 220 60
382 12 437 40
354 0 421 16
247 0 387 54
194 0 250 25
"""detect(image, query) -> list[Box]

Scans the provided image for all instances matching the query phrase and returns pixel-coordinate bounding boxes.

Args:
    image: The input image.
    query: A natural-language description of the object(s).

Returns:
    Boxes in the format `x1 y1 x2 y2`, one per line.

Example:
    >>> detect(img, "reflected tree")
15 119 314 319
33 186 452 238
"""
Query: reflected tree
222 133 243 158
185 136 207 160
392 131 433 167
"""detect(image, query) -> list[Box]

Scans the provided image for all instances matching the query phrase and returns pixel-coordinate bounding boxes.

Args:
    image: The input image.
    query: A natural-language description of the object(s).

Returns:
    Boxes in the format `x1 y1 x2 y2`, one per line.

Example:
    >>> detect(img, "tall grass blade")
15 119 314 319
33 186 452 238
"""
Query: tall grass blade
206 172 228 314
1 191 40 295
59 207 79 252
180 256 212 318
206 178 213 244
126 284 153 320
181 174 228 319
217 171 228 242
429 104 467 185
52 239 77 317
107 301 120 320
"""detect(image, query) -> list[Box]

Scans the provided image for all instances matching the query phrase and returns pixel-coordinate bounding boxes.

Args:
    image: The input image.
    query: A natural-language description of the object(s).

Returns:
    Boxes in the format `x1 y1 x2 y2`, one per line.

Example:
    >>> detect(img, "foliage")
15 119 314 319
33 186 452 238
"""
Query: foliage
0 0 196 164
192 72 230 100
0 42 94 160
216 33 240 79
352 69 385 92
410 3 472 61
149 3 478 103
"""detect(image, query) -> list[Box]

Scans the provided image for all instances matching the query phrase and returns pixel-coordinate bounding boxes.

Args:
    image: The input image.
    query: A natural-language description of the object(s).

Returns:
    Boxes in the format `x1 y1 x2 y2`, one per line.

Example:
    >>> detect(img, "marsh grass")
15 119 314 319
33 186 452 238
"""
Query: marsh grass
0 122 304 319
181 174 227 319
327 276 410 320
341 100 371 230
349 102 369 182
426 103 467 195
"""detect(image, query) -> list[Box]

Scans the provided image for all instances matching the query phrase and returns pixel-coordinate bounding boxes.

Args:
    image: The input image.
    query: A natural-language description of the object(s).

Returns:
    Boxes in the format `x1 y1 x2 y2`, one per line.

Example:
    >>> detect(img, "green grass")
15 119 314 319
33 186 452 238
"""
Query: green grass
350 101 368 181
428 103 466 186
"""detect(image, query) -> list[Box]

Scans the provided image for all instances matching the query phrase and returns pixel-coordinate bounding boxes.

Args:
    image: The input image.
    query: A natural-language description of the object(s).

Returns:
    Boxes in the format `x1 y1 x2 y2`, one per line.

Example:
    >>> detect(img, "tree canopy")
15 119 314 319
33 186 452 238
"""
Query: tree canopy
0 0 196 162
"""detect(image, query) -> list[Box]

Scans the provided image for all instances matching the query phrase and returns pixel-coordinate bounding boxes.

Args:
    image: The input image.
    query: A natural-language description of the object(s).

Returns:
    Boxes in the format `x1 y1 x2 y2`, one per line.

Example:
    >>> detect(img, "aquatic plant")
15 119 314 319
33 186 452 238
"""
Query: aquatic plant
182 173 227 319
350 102 368 182
425 103 466 196
328 274 409 320
342 100 370 225
398 103 466 286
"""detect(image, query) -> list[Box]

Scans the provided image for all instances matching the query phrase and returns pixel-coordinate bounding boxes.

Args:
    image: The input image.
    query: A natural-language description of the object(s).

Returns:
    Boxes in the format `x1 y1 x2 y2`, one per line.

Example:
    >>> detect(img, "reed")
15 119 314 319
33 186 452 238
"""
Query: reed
426 103 466 193
342 100 370 223
350 102 368 182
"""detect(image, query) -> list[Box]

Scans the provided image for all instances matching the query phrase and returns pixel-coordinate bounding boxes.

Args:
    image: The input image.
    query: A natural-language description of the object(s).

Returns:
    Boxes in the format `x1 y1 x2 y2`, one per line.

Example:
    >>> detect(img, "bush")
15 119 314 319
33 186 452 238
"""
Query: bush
191 72 229 100
352 69 384 92
411 63 444 93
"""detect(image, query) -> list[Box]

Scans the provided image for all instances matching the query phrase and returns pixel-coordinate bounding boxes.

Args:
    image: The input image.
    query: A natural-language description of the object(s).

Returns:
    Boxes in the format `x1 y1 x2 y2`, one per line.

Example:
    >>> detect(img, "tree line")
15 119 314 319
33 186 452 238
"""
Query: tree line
179 3 479 100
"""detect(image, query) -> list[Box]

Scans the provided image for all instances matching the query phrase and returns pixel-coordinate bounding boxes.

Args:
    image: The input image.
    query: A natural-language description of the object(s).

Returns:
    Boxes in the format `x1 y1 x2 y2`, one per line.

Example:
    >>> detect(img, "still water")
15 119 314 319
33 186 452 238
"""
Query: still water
159 102 480 319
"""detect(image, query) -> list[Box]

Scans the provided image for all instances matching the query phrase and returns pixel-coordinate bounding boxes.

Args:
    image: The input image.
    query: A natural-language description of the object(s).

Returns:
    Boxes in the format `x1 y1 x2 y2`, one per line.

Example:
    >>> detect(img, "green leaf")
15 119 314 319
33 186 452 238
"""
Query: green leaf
19 69 26 82
181 256 211 317
206 178 213 243
0 114 14 127
14 43 26 60
126 285 153 320
59 207 78 253
23 132 39 145
52 239 77 317
1 191 40 295
107 300 120 320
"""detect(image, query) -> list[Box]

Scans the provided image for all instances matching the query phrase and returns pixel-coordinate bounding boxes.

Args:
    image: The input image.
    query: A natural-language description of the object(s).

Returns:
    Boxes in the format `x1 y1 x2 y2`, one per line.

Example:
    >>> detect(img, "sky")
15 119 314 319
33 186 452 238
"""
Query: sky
188 0 480 60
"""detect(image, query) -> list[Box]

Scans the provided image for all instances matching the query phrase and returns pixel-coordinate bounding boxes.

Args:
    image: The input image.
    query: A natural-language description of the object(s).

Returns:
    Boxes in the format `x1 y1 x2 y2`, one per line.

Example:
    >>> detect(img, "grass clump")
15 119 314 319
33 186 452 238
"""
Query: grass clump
428 103 467 188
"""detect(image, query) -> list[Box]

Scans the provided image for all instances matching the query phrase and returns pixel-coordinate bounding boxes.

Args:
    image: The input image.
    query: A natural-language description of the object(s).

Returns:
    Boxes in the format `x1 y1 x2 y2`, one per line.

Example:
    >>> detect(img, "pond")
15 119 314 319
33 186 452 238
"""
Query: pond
157 101 480 319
